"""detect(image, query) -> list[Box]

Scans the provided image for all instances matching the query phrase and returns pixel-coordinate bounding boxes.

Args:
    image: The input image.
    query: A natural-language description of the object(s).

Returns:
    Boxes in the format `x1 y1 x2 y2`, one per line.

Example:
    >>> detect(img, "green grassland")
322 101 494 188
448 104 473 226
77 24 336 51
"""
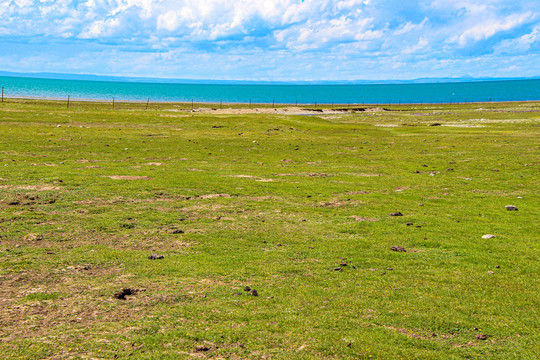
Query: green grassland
0 99 539 359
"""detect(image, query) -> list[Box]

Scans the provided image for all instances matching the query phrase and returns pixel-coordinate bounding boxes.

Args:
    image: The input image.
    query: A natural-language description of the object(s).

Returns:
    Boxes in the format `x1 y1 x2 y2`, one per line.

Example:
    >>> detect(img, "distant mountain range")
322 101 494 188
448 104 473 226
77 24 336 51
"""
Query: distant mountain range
0 71 538 85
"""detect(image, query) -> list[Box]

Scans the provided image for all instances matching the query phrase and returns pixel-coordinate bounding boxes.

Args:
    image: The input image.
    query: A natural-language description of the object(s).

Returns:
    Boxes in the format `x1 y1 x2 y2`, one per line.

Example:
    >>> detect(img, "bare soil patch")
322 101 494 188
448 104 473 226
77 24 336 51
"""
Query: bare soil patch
106 176 152 180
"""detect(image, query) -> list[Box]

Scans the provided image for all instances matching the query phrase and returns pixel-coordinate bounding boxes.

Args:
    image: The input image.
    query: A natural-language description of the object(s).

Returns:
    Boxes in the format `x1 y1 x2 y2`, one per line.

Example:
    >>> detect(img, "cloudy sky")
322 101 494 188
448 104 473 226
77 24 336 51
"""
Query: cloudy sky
0 0 539 81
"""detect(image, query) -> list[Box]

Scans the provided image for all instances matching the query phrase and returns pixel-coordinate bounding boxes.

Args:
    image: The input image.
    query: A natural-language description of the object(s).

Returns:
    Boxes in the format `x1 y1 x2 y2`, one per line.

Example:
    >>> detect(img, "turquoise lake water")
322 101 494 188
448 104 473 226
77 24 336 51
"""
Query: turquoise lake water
1 76 539 104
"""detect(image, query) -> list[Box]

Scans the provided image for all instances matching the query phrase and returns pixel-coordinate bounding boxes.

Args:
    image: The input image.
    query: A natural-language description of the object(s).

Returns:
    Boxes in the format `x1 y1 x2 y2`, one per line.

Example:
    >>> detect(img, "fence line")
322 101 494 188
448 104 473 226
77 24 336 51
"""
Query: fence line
0 87 527 108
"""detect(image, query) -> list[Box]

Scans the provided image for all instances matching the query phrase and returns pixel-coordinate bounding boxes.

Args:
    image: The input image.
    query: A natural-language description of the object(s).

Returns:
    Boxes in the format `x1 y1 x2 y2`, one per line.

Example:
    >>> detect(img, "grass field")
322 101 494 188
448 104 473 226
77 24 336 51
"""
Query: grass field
0 99 539 359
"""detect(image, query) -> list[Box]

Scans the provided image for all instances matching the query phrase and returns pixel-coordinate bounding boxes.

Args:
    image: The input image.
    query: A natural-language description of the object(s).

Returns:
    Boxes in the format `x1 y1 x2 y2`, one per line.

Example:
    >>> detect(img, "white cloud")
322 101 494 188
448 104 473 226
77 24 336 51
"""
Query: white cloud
0 0 539 80
494 24 540 53
402 37 429 54
450 12 533 46
394 18 428 36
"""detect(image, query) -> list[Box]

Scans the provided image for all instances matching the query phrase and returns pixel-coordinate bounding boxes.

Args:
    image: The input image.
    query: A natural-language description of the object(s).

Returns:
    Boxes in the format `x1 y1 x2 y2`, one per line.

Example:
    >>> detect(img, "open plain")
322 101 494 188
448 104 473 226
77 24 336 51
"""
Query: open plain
0 99 539 359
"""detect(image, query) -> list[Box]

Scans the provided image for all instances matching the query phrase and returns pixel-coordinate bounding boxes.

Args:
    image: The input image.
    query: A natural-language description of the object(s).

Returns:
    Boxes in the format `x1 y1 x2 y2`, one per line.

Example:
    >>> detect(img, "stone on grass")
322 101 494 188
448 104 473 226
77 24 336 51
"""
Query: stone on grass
195 345 210 352
148 254 164 260
482 234 496 239
391 246 406 252
390 212 403 216
505 205 518 211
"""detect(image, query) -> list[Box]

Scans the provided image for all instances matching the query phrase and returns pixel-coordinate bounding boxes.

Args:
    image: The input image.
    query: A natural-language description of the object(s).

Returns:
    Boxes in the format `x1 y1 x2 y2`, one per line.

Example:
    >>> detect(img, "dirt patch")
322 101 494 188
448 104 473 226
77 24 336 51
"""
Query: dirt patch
0 185 62 191
273 172 333 178
198 194 231 199
106 176 152 180
224 175 274 182
384 326 440 341
350 216 378 222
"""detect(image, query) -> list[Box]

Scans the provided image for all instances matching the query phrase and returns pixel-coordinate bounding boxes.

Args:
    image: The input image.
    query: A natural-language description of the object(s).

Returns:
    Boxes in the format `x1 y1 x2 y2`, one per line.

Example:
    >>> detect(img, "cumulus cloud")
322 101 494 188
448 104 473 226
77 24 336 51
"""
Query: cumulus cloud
0 0 539 79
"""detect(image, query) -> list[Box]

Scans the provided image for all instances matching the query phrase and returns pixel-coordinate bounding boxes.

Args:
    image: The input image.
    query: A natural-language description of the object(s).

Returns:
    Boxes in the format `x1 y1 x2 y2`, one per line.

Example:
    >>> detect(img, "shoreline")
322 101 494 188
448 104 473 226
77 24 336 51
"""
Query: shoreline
2 95 540 107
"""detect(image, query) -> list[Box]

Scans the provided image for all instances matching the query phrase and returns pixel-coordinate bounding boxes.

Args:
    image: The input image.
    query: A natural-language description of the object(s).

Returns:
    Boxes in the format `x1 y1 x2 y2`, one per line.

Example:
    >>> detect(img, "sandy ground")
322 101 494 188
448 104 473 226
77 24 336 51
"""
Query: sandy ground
165 106 388 115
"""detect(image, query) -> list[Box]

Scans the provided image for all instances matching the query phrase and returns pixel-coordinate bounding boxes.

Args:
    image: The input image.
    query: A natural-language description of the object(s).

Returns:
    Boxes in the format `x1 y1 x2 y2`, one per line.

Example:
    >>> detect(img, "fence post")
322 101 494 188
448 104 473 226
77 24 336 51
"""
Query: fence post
272 99 275 108
146 98 149 110
67 95 70 109
220 99 222 109
192 99 194 111
113 97 115 110
1 87 3 103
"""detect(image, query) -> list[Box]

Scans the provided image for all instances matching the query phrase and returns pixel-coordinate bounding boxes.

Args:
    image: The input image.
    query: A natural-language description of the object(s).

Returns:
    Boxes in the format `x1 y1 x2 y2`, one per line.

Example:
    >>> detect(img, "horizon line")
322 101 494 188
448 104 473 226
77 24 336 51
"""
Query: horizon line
1 70 539 85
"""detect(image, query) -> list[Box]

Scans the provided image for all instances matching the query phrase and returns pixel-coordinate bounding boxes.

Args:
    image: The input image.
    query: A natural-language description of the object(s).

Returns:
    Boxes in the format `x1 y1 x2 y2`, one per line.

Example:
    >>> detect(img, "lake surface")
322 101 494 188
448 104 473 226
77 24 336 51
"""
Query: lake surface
1 75 539 104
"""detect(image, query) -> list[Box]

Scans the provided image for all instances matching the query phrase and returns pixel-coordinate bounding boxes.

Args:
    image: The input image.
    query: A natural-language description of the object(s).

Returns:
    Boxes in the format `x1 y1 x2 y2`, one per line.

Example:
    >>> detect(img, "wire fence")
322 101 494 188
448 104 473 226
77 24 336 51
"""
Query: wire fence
0 85 509 110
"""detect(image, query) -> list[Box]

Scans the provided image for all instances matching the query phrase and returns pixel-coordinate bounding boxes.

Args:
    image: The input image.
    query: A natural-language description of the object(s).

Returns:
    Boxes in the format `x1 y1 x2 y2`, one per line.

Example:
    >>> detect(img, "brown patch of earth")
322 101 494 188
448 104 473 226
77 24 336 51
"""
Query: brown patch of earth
384 326 443 341
350 216 378 222
198 194 231 199
224 175 274 182
0 185 62 191
106 176 152 180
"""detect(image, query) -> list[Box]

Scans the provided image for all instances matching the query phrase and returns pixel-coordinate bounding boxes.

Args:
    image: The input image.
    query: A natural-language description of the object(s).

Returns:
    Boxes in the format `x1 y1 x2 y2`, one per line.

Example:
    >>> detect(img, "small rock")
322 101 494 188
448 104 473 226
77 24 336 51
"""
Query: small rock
346 342 352 347
487 271 494 274
250 289 258 296
24 233 43 241
475 334 489 340
244 286 251 292
495 265 500 269
340 263 348 267
390 212 403 216
262 240 266 243
334 267 342 271
170 229 184 234
148 254 164 260
391 246 406 252
232 292 243 296
505 205 518 211
276 243 282 247
482 234 496 239
195 345 210 352
406 222 414 226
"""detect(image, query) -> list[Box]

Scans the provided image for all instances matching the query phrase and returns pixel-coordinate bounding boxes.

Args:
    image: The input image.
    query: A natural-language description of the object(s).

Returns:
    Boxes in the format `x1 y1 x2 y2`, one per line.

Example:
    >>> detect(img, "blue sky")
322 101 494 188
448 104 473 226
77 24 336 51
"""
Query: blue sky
0 0 539 81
